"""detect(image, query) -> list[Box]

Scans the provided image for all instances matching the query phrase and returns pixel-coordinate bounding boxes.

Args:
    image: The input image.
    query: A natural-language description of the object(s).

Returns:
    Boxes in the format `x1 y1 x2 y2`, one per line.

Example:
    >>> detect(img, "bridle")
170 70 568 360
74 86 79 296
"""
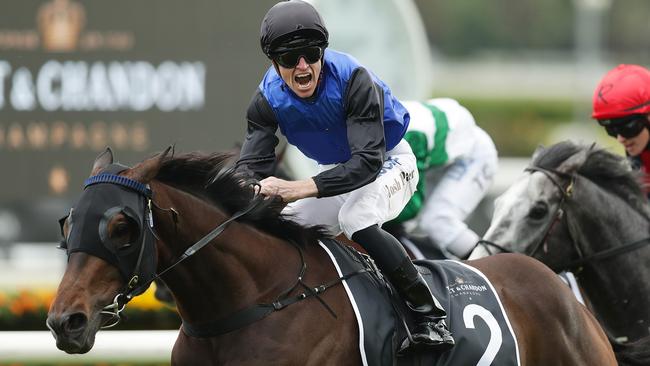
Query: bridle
521 166 575 259
57 170 160 329
477 164 650 272
98 190 259 328
477 166 574 260
69 176 372 333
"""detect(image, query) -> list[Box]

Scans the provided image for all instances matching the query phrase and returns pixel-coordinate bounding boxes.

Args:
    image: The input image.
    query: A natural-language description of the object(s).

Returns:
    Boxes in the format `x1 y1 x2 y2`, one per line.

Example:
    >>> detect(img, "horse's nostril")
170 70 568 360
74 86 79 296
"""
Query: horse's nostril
64 313 88 335
46 316 60 337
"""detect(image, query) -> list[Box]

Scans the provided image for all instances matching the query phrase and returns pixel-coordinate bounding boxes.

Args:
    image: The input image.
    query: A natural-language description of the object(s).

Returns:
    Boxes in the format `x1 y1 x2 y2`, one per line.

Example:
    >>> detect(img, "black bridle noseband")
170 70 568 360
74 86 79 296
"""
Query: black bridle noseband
477 165 650 272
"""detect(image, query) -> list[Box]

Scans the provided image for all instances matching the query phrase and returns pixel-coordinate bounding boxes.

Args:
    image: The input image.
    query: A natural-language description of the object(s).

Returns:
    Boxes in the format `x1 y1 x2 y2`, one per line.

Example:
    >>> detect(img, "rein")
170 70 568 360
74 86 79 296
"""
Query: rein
100 180 372 334
477 165 650 272
560 236 650 269
124 196 259 300
98 191 258 328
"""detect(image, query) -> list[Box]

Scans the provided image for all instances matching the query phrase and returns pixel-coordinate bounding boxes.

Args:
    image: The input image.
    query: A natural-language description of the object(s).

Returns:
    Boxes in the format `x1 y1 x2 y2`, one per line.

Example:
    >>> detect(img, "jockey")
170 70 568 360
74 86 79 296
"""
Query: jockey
235 0 454 352
592 64 650 193
387 99 498 259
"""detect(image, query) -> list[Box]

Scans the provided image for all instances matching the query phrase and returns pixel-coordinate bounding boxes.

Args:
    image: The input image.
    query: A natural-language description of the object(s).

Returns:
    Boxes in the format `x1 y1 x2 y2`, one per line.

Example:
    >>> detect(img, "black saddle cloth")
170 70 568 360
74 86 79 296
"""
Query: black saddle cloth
318 238 520 366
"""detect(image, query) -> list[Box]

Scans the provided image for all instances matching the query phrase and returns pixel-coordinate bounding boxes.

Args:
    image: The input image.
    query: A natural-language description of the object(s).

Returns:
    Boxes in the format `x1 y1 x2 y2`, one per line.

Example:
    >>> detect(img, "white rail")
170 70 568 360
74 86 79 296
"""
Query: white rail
0 330 177 363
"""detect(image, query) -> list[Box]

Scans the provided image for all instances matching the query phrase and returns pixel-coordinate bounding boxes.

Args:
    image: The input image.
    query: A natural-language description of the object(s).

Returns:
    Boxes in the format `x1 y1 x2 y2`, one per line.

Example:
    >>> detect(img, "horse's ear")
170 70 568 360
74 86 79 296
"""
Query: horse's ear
90 147 114 176
129 146 173 183
531 145 545 163
557 148 589 174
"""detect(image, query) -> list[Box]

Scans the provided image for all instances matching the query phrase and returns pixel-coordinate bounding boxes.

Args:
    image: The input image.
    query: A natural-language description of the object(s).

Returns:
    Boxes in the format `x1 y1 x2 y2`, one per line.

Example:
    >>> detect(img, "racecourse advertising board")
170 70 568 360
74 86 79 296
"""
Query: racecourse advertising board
0 0 277 241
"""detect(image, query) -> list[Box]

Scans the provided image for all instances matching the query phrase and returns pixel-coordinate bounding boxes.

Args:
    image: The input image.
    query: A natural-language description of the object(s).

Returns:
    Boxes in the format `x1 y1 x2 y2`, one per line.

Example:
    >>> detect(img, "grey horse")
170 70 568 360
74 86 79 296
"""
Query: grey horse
471 141 650 343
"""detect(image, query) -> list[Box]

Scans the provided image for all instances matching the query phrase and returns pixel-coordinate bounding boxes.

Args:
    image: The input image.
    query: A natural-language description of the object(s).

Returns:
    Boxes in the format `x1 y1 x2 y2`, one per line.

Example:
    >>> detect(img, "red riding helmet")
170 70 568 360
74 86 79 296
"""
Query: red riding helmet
592 64 650 120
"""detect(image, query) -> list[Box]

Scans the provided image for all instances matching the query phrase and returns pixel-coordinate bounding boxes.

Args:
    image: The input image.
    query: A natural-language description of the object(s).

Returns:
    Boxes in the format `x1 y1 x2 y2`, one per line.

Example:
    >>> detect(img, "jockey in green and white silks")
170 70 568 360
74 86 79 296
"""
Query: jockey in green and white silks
395 99 498 259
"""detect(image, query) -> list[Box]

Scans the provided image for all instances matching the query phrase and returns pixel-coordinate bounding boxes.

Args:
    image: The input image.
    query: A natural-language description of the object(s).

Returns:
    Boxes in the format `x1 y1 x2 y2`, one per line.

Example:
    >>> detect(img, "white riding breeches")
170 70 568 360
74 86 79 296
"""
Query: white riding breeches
419 127 498 258
283 140 418 238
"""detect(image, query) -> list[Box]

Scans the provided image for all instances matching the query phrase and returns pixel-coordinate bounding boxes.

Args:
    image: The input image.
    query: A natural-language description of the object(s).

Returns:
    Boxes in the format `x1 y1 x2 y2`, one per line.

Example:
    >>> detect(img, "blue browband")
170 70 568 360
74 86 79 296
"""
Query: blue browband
84 174 152 198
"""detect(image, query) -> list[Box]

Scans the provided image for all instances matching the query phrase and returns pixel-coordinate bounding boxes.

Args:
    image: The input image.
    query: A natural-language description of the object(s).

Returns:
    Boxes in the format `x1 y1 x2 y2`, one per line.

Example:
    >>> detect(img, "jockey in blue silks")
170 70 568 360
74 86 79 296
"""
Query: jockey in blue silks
234 0 454 353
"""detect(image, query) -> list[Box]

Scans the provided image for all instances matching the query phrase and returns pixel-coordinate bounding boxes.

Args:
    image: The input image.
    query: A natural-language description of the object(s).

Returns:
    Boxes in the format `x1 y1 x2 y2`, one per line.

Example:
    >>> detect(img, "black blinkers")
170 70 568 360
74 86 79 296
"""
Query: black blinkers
59 164 156 296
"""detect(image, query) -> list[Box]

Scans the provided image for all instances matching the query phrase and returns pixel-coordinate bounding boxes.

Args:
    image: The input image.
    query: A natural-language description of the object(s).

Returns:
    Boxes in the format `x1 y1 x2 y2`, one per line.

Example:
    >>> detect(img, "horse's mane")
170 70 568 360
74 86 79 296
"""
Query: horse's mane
532 140 650 218
155 151 328 245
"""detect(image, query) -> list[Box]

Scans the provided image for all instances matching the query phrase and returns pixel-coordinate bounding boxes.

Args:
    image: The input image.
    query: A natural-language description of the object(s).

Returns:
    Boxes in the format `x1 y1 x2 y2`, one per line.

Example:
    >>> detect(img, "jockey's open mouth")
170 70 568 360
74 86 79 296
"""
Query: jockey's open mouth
294 72 313 89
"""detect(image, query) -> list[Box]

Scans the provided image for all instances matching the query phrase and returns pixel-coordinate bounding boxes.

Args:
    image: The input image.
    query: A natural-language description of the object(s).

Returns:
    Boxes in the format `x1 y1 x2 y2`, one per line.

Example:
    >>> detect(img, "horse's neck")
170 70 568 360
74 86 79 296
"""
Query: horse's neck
150 181 302 324
567 178 650 328
569 178 650 257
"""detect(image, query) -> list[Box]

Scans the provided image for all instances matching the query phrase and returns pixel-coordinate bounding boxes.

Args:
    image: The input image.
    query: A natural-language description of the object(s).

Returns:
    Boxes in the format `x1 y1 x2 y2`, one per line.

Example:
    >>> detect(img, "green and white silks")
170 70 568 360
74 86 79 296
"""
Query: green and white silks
392 99 496 233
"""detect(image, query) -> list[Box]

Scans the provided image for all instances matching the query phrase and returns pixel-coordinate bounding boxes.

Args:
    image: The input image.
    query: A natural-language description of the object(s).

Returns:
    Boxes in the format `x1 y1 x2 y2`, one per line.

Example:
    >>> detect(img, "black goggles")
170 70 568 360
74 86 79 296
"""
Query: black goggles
598 116 647 138
273 46 323 68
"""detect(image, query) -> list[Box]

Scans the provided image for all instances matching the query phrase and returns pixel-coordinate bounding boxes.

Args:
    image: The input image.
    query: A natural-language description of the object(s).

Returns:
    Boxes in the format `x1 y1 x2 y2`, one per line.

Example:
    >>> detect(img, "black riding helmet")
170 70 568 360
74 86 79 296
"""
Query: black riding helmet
260 0 329 57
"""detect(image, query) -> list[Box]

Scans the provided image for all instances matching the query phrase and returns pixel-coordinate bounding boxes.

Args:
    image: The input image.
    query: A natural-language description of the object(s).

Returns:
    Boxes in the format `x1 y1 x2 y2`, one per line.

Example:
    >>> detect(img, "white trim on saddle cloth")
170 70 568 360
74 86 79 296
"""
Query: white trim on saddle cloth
318 240 369 366
453 260 522 366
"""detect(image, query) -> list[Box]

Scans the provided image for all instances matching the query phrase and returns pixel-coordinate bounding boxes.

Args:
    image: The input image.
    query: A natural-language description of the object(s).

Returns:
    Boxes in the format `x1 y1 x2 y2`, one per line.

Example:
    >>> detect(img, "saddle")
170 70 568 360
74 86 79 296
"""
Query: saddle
319 238 520 366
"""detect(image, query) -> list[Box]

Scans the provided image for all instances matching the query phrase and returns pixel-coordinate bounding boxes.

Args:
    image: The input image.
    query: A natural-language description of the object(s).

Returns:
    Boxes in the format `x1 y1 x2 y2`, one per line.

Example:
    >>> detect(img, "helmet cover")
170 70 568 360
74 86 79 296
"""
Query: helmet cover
592 64 650 120
260 0 328 57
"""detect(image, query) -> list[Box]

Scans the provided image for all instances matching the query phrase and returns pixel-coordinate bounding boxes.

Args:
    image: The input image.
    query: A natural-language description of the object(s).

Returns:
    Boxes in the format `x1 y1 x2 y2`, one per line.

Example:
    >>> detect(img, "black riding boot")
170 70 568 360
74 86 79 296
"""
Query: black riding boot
388 258 455 353
351 225 455 353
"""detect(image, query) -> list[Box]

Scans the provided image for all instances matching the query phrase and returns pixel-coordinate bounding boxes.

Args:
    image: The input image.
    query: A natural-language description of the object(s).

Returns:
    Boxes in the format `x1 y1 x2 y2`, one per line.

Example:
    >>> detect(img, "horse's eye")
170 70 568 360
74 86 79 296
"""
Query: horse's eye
528 202 548 220
105 215 139 251
113 223 130 237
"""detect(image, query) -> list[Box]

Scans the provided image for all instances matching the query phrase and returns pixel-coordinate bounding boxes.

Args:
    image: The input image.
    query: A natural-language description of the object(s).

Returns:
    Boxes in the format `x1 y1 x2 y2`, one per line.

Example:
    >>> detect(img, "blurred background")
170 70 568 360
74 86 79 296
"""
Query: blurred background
0 0 648 364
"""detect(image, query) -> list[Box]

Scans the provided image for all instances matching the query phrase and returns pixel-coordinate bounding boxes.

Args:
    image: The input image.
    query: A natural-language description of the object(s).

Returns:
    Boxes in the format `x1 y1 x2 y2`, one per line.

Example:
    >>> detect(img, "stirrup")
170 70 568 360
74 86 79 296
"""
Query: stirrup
398 320 455 355
398 335 453 356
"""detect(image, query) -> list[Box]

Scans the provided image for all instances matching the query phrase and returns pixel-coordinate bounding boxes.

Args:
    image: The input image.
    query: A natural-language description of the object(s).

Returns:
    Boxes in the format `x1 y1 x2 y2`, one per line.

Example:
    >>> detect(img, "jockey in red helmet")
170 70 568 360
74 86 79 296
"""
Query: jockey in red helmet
592 64 650 192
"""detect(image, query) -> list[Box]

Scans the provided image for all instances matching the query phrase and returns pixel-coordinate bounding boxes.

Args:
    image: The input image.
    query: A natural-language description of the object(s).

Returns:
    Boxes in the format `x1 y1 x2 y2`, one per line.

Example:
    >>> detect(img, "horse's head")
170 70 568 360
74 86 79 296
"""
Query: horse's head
473 142 590 263
474 141 650 266
47 147 170 354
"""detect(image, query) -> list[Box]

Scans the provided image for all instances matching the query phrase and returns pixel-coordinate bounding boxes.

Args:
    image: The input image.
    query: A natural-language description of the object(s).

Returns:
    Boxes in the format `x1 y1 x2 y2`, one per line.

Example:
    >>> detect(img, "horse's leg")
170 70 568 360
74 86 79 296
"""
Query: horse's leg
468 254 616 366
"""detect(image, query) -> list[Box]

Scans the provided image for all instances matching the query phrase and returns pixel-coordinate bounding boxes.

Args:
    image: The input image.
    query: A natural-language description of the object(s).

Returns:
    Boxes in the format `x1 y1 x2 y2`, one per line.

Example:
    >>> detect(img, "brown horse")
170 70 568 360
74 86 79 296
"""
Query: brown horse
47 148 617 365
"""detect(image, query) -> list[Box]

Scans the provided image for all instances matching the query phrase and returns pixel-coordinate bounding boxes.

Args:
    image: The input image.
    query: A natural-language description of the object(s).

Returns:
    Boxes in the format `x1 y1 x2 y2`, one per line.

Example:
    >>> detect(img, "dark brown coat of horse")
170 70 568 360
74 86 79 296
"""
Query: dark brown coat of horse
47 149 619 365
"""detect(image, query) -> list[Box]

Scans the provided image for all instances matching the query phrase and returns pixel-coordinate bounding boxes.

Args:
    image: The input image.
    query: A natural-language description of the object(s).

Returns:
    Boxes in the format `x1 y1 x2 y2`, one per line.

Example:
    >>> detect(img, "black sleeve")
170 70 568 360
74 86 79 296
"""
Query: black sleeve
234 89 280 180
312 67 386 197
